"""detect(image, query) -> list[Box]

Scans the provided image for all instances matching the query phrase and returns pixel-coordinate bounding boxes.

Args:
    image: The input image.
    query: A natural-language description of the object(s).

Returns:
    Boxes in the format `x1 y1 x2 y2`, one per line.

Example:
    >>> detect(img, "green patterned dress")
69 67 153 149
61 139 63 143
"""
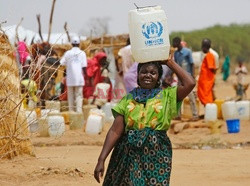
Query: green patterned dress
103 87 181 186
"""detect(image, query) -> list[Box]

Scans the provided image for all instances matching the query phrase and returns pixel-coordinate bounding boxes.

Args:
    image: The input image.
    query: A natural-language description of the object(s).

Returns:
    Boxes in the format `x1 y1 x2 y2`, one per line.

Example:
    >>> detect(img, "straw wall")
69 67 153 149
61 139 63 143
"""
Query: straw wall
0 33 32 159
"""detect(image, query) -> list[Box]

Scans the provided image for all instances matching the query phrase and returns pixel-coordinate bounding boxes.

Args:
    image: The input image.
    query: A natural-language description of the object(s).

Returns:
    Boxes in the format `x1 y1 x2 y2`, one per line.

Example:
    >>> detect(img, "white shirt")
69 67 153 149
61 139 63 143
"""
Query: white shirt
235 65 248 85
209 48 219 69
60 47 87 86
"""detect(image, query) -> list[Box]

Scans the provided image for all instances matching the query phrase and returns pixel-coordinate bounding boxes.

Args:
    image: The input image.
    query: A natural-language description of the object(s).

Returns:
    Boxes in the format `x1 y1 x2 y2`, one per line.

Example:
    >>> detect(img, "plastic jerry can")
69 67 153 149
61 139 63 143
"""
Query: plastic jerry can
128 6 170 63
204 103 217 122
47 115 65 137
25 110 38 133
214 99 224 119
236 101 250 120
222 101 238 120
85 109 105 134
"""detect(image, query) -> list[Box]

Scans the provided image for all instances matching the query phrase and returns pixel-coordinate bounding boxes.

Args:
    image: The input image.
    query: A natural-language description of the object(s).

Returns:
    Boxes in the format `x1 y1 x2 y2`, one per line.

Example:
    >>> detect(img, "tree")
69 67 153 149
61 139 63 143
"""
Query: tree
79 17 111 37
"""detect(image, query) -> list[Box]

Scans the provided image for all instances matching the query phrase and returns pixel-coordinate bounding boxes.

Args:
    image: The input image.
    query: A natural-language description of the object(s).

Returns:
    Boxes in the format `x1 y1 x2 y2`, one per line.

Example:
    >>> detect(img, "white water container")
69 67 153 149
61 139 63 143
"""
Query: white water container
25 110 38 133
204 103 217 122
41 109 59 119
85 109 105 134
128 6 170 63
45 100 60 111
222 101 238 120
236 101 250 120
102 103 114 123
47 115 65 137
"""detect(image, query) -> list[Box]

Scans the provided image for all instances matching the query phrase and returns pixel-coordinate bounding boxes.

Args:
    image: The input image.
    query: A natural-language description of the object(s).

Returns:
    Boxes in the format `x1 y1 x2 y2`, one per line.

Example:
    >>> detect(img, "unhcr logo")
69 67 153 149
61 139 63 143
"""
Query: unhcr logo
142 22 164 46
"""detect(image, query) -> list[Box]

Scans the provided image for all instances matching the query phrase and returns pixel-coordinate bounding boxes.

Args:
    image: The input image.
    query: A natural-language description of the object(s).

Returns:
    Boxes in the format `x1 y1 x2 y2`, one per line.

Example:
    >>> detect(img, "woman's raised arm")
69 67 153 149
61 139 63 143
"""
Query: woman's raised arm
162 53 196 101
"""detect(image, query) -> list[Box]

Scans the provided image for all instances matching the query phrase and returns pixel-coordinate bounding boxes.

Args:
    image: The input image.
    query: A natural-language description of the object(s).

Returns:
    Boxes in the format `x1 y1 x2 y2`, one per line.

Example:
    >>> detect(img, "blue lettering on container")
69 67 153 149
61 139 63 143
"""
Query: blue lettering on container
142 21 164 46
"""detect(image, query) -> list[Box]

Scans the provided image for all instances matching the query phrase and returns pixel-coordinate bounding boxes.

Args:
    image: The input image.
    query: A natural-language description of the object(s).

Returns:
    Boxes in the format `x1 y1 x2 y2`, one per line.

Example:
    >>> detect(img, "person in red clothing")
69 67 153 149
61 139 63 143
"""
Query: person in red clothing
83 51 108 99
197 39 216 105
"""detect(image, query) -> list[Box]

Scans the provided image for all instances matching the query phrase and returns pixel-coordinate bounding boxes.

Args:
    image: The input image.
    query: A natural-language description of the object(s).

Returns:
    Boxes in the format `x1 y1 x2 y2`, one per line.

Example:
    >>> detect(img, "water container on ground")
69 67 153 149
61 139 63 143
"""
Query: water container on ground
60 100 69 112
205 103 217 122
38 118 49 137
25 110 38 133
181 97 199 119
85 109 105 134
69 112 84 130
226 119 240 133
214 99 225 119
236 101 250 120
102 103 114 123
222 101 237 120
41 109 59 119
128 6 170 63
45 100 60 111
83 105 97 121
47 115 65 137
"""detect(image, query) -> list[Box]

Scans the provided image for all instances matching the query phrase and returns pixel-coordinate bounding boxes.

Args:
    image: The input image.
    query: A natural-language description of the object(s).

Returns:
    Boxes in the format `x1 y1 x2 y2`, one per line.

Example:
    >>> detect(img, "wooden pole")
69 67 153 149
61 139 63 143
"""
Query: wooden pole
47 0 56 43
64 22 71 42
36 14 44 42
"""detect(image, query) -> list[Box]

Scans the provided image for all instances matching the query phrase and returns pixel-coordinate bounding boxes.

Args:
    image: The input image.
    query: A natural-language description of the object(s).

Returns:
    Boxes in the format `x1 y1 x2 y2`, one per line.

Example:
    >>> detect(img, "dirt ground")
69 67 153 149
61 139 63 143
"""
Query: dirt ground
0 74 250 186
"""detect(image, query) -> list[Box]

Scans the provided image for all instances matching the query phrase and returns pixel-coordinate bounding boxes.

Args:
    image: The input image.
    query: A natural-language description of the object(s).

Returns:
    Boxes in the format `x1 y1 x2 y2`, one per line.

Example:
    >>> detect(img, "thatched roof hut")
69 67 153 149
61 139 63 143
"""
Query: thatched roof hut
0 33 32 159
52 33 129 58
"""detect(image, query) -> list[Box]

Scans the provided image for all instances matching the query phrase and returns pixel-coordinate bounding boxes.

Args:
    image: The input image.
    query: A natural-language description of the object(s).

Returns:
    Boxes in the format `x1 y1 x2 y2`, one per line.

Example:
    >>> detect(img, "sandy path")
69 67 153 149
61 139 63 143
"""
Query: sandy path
1 146 250 186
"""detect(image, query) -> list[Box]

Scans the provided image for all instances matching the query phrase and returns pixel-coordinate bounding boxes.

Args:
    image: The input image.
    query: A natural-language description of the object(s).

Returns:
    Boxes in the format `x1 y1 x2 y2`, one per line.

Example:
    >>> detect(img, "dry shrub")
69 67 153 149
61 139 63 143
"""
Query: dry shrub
0 33 33 159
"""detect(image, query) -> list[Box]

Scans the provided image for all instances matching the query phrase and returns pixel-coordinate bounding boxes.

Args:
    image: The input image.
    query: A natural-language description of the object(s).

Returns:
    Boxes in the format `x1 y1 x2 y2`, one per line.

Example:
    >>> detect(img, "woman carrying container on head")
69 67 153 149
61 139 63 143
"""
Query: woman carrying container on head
94 50 195 185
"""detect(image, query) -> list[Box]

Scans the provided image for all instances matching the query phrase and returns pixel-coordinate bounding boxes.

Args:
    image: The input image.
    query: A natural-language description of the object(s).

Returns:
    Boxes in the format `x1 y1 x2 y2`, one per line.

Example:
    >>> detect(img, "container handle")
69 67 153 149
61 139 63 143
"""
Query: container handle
134 3 157 10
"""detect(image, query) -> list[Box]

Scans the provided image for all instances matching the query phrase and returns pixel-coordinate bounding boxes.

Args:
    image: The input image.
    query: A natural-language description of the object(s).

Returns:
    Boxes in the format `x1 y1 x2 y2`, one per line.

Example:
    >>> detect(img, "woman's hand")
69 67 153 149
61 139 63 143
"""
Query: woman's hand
161 47 176 66
93 115 125 183
94 160 105 183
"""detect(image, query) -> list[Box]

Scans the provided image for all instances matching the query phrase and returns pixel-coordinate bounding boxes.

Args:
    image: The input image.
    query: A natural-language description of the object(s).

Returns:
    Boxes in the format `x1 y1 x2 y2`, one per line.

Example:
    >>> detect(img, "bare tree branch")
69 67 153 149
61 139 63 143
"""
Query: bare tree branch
36 14 44 42
15 17 24 43
47 0 57 43
64 22 71 42
0 20 7 34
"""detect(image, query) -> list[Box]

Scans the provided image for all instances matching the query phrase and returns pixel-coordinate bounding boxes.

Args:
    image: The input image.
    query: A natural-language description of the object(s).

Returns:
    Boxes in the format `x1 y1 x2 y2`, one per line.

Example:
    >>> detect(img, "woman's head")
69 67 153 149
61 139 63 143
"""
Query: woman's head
95 52 107 66
137 62 163 89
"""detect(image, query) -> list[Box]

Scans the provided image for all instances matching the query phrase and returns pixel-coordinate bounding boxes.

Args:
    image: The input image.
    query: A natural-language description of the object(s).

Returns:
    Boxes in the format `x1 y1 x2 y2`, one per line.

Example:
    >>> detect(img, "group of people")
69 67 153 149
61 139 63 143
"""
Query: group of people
115 36 229 122
59 36 113 112
17 36 113 112
17 40 60 109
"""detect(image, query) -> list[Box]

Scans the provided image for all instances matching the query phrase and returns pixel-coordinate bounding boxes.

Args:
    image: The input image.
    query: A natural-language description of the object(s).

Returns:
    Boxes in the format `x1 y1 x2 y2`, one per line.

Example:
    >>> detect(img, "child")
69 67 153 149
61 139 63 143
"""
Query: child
234 59 248 100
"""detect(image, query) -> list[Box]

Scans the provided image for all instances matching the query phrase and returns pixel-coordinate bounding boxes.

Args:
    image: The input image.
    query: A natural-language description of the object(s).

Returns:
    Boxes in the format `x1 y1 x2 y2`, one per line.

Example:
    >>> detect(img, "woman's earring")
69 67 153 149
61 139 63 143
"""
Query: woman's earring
157 80 161 88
